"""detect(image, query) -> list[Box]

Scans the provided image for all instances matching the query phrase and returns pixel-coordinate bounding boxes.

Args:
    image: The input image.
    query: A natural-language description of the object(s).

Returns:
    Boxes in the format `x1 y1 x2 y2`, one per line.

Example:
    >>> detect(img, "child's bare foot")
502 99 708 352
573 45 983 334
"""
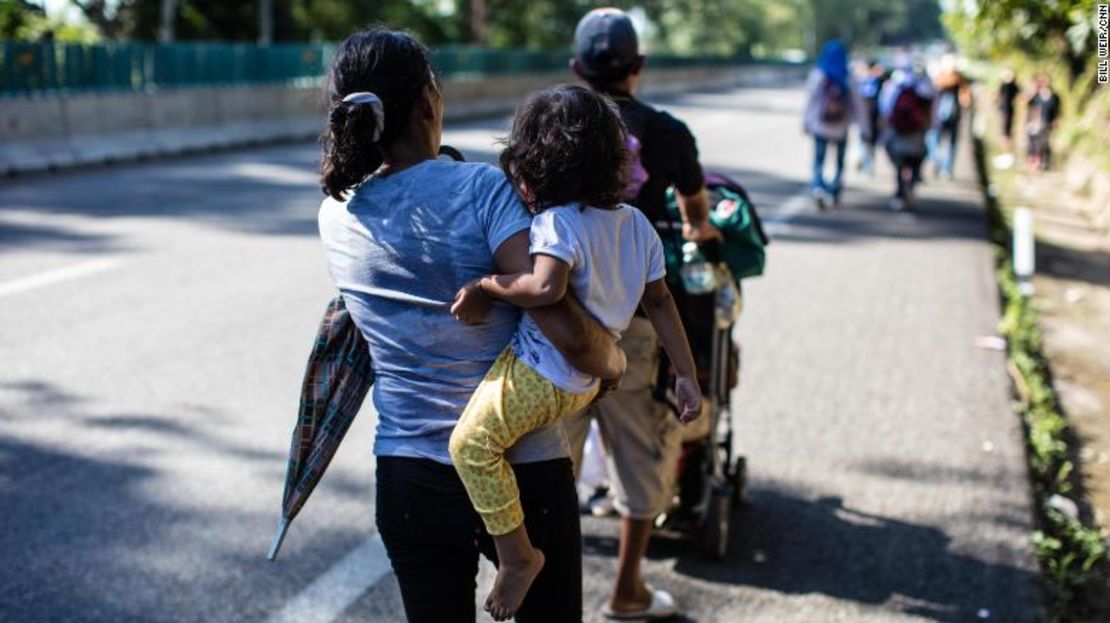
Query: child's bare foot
484 546 545 621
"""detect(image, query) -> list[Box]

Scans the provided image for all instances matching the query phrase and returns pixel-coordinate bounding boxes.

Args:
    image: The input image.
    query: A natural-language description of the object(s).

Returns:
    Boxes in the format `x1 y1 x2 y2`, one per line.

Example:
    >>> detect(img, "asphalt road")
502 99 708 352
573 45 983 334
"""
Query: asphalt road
0 85 1042 622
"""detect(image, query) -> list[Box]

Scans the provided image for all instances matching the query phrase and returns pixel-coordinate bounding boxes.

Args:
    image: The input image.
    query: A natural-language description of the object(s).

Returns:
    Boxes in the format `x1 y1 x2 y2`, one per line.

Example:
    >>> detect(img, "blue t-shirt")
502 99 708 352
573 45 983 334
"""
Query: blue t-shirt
318 160 568 465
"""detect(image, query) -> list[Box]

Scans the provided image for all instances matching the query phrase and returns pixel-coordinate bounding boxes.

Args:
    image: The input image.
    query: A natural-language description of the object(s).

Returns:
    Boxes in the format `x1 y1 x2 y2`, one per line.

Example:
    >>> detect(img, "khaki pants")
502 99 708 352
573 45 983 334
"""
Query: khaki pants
563 317 682 520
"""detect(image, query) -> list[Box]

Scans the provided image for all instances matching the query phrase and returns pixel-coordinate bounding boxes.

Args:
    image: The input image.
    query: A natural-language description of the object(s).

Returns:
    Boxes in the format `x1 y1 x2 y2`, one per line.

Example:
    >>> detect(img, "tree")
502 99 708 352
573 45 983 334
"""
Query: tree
1 0 99 41
0 0 43 39
70 0 136 38
480 0 590 49
65 0 456 44
944 0 1098 82
459 0 488 44
809 0 943 51
56 0 943 58
635 0 808 57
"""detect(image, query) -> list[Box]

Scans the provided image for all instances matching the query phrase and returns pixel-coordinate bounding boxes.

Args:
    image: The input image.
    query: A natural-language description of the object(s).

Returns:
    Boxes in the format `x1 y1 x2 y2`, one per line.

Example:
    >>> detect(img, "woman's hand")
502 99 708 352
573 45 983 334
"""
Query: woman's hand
593 375 623 404
675 375 702 424
450 279 491 325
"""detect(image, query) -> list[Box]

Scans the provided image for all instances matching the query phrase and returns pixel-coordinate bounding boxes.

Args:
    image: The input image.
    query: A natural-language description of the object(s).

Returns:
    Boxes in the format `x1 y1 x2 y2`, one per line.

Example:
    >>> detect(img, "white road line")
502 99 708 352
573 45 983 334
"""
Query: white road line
0 258 124 299
763 190 813 236
264 534 393 623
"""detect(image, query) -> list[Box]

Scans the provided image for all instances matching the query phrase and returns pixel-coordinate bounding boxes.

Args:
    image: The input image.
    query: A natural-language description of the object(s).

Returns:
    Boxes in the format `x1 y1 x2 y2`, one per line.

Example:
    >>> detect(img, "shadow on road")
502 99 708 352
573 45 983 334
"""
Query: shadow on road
663 489 1038 622
0 378 371 622
1035 237 1110 289
0 145 327 239
0 219 127 256
770 188 994 246
0 434 159 621
583 483 1038 622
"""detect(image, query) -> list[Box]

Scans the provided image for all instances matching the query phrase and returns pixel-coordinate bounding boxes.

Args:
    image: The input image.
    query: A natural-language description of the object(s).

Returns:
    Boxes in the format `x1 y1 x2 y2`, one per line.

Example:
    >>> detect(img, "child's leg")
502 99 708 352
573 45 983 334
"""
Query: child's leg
449 347 596 620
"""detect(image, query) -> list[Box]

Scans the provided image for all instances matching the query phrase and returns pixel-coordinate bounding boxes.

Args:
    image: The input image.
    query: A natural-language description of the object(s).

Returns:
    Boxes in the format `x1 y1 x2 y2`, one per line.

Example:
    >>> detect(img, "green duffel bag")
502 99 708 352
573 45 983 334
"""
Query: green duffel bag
661 172 769 286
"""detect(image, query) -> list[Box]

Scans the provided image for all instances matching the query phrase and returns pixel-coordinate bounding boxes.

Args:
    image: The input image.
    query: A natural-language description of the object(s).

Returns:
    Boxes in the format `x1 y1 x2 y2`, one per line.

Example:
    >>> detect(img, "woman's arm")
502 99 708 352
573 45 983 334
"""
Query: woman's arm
640 278 700 422
530 297 626 381
493 230 625 380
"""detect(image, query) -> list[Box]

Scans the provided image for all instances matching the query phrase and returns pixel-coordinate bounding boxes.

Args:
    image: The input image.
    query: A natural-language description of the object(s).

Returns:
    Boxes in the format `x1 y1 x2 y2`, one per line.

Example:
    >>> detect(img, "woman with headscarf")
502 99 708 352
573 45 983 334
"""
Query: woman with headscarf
803 39 871 210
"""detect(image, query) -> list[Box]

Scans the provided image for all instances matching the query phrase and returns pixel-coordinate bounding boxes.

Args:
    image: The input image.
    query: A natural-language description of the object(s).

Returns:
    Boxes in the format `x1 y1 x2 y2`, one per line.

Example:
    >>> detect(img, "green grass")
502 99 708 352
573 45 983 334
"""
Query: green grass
973 114 1108 621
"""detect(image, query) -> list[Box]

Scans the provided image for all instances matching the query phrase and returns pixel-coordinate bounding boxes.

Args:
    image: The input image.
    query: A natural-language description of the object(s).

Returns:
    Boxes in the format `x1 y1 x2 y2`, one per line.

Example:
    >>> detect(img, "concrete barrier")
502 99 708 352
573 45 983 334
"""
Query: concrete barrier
0 63 806 175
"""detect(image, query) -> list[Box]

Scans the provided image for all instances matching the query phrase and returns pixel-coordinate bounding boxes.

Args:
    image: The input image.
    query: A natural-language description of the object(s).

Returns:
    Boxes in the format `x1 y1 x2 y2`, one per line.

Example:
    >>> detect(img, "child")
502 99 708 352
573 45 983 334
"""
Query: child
448 84 701 621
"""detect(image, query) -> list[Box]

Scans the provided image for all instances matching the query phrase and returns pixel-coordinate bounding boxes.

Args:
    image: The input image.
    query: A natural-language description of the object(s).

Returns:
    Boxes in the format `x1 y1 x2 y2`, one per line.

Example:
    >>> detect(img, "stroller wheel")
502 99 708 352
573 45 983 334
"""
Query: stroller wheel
700 485 732 561
731 456 748 508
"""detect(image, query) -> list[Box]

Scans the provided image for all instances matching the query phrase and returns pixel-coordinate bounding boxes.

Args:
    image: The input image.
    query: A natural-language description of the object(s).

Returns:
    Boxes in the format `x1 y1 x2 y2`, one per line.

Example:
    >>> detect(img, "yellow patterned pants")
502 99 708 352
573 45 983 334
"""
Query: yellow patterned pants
449 347 598 535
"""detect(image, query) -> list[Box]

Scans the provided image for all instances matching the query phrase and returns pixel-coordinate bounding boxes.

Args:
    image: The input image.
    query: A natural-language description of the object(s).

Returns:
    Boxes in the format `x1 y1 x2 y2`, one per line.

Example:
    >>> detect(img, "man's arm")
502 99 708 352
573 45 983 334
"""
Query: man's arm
493 231 625 379
672 119 720 243
678 188 720 242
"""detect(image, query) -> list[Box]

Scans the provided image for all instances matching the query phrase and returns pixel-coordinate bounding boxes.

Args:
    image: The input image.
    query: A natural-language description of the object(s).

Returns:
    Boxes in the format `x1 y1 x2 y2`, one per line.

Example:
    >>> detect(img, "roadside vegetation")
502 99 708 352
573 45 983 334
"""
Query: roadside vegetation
996 239 1107 619
950 2 1110 618
969 93 1109 623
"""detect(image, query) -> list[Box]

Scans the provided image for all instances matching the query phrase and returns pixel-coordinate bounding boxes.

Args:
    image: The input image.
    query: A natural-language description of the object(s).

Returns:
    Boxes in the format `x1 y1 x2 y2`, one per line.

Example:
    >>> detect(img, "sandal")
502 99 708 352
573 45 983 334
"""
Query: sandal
601 585 678 620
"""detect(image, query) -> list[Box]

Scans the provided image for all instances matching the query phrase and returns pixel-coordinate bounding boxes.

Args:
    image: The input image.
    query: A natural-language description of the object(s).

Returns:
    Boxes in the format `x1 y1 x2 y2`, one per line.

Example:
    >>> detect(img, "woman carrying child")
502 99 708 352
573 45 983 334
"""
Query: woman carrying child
316 28 625 622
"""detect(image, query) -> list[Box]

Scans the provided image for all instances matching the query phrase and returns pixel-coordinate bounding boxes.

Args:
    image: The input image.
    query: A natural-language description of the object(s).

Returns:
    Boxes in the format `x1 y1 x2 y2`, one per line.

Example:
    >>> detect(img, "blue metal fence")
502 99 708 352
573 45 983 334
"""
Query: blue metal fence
1 41 763 96
1 42 329 94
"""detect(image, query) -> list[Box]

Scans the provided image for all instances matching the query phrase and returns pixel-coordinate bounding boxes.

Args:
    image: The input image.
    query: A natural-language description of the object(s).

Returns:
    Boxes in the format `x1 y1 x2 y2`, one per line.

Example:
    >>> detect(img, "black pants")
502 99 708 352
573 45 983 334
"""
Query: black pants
375 456 582 623
865 100 881 148
1027 129 1053 170
1000 107 1015 139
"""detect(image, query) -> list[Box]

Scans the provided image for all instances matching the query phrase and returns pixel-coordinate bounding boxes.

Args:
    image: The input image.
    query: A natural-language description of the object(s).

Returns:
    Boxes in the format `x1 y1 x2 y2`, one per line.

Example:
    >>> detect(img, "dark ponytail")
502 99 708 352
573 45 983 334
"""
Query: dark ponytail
321 28 435 200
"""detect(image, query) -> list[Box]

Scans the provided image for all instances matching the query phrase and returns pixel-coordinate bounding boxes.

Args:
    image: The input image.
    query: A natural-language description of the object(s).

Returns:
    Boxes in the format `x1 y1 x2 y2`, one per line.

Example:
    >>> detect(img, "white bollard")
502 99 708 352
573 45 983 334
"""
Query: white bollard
1013 207 1035 296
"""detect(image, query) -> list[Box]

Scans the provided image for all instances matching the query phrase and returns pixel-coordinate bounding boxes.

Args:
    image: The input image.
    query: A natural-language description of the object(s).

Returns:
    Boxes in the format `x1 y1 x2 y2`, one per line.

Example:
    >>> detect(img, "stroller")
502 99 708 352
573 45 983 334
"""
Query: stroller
652 172 768 560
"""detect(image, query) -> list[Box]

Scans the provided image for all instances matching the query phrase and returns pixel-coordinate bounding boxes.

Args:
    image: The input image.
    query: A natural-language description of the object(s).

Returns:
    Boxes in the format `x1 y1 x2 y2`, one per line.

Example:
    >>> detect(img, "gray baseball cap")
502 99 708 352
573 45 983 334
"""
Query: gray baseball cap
573 8 639 81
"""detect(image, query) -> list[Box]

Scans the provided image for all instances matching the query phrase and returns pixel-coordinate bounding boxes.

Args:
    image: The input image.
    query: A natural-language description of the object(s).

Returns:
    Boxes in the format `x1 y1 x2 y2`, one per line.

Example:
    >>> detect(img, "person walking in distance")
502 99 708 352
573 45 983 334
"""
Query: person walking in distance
927 54 970 180
857 59 888 176
1025 74 1061 172
803 39 871 210
996 69 1020 155
879 60 935 211
564 7 719 620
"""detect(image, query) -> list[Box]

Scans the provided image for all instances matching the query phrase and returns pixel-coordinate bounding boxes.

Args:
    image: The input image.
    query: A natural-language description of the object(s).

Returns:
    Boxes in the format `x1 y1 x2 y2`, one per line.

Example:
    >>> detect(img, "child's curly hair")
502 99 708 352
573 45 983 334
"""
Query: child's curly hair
500 84 629 212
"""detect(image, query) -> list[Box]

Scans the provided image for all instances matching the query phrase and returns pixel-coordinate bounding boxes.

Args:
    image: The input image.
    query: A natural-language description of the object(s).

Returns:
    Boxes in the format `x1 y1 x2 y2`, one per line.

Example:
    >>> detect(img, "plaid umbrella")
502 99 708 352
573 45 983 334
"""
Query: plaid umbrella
268 295 374 561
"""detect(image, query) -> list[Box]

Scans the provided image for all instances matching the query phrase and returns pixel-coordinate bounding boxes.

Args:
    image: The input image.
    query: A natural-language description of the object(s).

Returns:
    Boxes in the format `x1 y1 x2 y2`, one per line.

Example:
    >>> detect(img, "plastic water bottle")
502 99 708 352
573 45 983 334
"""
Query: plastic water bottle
680 242 717 294
714 268 742 328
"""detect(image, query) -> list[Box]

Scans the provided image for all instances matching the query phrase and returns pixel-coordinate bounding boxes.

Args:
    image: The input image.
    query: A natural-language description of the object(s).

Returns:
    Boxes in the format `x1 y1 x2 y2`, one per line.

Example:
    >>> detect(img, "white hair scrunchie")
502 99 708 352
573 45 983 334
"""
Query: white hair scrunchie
341 91 386 143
